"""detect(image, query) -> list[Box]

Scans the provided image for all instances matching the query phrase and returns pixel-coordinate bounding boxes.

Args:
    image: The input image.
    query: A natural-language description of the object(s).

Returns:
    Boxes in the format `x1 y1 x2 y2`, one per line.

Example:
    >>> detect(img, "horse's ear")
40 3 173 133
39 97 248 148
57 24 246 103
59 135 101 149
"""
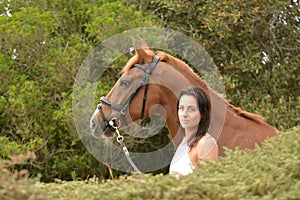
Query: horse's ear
139 40 149 49
132 39 152 63
156 51 169 62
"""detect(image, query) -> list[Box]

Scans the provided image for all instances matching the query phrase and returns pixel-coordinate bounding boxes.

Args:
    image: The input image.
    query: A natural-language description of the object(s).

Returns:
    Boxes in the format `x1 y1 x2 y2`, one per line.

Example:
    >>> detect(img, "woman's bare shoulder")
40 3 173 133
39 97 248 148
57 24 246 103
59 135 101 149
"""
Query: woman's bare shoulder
202 133 217 145
197 133 218 160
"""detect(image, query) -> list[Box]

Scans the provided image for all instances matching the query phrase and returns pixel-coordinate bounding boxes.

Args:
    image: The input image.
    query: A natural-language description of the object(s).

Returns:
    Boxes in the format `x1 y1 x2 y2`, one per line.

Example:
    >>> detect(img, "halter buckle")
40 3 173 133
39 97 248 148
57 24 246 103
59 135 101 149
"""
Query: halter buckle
109 117 121 129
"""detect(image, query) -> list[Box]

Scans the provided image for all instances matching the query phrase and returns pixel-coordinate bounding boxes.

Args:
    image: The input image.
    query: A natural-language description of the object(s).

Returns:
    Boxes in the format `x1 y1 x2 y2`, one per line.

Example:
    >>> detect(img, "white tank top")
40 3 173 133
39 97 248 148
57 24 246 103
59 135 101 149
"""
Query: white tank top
169 139 194 176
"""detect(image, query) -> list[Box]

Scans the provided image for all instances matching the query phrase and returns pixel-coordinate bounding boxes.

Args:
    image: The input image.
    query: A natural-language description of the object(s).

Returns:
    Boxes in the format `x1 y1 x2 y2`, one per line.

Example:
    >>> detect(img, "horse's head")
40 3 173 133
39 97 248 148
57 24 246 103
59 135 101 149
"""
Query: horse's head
90 40 169 138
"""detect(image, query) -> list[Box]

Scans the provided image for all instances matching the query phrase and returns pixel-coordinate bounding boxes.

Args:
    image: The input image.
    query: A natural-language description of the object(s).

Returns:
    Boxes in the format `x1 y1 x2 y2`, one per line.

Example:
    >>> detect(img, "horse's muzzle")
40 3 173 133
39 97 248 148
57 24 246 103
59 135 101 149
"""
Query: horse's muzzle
90 114 114 139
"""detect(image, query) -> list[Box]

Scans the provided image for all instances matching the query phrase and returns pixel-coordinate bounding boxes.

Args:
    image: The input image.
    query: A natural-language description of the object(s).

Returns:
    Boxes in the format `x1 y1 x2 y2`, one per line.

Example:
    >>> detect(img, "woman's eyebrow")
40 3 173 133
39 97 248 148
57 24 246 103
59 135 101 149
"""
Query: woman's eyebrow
179 105 197 108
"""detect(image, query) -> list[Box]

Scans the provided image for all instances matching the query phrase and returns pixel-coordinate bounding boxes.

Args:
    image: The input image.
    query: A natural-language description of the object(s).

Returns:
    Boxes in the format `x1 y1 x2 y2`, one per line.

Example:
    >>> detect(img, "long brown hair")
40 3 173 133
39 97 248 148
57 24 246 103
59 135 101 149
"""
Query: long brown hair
177 87 211 148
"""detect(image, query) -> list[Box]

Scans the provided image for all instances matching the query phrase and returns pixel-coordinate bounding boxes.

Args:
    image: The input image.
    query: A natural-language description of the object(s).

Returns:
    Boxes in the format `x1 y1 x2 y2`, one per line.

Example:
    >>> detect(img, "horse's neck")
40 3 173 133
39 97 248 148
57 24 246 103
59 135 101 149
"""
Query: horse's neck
157 84 183 147
159 62 277 151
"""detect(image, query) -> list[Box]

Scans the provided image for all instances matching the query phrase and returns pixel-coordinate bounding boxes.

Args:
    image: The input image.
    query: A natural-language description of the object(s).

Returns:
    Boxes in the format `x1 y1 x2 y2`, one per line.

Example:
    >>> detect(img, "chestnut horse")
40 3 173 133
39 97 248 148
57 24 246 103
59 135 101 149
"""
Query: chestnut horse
90 41 277 156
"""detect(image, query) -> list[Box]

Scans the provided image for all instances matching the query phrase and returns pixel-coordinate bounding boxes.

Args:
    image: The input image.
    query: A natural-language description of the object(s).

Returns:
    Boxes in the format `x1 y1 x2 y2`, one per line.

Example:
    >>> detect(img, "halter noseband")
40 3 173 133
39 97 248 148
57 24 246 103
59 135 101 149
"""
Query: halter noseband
97 55 160 128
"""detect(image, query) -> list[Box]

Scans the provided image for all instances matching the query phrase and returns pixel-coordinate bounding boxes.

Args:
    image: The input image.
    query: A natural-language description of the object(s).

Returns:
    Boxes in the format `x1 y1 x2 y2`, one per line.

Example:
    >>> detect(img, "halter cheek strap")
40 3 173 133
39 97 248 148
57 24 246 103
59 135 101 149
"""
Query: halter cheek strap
134 55 160 119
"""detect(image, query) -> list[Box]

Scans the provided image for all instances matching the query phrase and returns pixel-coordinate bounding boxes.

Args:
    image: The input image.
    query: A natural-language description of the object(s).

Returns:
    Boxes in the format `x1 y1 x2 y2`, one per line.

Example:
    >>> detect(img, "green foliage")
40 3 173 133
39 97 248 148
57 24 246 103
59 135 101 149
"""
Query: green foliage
85 1 159 44
38 126 300 199
1 126 299 200
0 0 298 183
0 169 45 200
0 137 23 157
0 136 42 160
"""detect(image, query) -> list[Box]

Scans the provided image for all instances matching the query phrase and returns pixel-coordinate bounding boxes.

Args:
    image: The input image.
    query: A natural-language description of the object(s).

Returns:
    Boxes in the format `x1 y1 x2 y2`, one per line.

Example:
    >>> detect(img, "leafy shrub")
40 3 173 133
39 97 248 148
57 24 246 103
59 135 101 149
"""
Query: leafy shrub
1 126 298 200
40 126 300 199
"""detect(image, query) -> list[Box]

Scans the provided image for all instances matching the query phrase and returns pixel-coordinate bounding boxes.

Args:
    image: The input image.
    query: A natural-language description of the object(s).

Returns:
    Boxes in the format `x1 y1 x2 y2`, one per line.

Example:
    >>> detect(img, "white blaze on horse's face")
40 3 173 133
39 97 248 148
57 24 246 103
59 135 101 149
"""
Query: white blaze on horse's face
90 108 102 138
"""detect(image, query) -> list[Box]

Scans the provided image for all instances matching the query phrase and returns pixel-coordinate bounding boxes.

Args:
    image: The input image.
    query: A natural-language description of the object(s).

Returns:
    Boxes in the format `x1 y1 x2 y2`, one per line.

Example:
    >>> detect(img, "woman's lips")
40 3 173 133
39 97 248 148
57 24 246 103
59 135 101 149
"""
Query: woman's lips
180 119 190 124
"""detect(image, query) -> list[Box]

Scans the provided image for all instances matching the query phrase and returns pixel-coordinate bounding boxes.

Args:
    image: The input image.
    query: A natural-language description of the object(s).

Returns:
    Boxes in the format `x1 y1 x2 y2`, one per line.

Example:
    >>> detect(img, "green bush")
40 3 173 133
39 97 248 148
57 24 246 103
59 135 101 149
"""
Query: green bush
1 126 299 200
41 126 300 199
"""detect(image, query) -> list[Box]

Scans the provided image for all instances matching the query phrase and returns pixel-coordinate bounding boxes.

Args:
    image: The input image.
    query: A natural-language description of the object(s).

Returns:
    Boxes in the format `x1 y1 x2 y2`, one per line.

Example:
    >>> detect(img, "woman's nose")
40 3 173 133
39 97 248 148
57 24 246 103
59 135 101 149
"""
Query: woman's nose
182 109 188 117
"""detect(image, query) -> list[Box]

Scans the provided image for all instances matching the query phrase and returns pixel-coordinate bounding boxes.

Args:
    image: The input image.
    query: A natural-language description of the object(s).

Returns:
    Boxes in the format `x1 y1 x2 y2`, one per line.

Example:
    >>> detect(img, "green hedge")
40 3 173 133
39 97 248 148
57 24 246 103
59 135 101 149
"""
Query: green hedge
1 126 299 200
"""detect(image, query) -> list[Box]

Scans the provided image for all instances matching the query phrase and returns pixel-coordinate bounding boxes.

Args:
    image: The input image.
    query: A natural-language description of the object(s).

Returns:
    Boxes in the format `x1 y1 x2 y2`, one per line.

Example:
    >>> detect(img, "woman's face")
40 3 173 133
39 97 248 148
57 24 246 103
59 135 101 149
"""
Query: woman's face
178 94 201 134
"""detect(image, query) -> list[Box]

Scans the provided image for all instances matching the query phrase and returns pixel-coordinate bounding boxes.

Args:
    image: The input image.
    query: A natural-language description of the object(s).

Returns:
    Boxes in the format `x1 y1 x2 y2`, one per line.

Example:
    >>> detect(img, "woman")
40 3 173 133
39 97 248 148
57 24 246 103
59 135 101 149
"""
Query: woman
169 87 218 176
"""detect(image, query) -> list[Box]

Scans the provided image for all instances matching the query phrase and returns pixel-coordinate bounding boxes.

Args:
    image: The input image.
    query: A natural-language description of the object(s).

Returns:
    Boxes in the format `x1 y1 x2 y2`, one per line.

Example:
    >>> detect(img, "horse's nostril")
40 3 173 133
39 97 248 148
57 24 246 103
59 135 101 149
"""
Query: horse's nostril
91 120 96 129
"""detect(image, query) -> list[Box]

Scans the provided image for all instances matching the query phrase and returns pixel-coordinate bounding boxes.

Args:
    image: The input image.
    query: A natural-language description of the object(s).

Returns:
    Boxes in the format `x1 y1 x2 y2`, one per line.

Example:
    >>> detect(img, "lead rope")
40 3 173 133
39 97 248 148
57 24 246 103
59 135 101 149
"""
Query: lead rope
108 120 141 173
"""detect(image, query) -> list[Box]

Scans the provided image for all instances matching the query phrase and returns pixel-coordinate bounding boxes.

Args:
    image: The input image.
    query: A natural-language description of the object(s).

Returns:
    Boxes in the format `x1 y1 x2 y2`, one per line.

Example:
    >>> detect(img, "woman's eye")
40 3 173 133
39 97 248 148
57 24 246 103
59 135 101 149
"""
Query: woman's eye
120 80 130 87
189 107 196 112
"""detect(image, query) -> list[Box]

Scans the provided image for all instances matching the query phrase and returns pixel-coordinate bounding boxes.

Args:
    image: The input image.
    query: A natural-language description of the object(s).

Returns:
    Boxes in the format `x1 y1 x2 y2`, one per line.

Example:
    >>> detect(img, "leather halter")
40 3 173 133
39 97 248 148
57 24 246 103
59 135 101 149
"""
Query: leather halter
97 55 160 128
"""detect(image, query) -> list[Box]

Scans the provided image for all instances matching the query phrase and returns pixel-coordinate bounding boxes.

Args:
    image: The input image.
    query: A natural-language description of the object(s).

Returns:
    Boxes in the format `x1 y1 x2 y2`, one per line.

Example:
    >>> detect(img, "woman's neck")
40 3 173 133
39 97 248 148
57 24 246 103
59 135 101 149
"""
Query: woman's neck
184 129 196 143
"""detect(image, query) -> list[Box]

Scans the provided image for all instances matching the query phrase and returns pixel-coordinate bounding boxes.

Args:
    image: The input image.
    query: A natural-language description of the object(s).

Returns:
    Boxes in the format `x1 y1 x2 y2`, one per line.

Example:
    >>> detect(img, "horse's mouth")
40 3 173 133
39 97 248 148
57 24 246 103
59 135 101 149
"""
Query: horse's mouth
91 123 115 139
103 126 115 137
90 119 115 139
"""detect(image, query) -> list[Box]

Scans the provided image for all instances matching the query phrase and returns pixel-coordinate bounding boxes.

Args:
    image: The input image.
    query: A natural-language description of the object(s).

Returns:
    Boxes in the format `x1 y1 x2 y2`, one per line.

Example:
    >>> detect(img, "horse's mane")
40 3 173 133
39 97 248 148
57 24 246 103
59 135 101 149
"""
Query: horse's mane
122 50 265 124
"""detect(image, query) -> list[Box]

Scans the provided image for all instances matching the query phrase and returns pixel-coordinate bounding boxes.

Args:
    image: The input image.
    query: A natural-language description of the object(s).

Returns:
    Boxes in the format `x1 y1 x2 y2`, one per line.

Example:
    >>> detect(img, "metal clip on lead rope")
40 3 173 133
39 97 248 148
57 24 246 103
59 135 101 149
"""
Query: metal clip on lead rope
109 120 123 143
109 119 141 173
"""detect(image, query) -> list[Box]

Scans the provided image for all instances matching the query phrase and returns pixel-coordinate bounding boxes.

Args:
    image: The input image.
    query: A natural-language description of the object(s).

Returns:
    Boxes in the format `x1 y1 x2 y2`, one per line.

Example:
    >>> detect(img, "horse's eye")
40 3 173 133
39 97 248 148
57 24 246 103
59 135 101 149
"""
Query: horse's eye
120 80 130 87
